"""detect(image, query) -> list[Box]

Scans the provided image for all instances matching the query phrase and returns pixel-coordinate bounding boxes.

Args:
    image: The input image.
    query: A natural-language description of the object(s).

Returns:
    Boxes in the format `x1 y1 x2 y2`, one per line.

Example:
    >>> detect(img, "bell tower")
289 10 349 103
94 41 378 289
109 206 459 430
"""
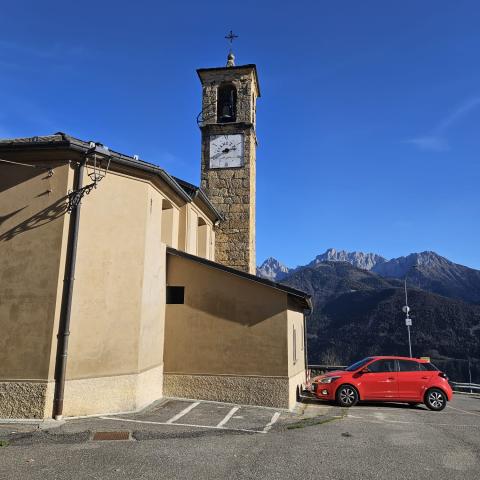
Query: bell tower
198 51 260 274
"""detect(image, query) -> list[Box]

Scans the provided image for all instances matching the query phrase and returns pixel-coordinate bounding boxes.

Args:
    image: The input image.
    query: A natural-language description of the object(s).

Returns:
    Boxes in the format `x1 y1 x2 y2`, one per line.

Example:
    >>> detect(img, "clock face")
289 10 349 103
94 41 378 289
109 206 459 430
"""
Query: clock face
209 134 244 168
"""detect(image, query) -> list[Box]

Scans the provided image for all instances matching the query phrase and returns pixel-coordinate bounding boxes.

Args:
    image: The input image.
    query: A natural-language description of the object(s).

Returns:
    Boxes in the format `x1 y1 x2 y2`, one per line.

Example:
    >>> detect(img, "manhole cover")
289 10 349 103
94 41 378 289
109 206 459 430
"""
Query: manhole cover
93 431 130 441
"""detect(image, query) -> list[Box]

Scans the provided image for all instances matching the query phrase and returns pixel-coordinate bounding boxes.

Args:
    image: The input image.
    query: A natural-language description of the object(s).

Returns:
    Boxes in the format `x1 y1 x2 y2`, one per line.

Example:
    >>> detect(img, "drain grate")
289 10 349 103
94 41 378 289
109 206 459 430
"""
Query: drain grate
93 431 130 441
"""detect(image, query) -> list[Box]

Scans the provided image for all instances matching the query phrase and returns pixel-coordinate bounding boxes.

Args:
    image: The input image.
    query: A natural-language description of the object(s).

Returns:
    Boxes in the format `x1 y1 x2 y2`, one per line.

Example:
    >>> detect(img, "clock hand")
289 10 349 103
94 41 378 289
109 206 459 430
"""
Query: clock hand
211 151 226 160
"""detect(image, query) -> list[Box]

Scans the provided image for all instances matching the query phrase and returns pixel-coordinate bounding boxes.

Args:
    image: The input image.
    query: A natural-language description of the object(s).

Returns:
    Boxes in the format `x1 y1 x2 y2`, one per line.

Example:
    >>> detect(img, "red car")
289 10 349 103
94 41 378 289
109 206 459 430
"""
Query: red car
311 356 453 411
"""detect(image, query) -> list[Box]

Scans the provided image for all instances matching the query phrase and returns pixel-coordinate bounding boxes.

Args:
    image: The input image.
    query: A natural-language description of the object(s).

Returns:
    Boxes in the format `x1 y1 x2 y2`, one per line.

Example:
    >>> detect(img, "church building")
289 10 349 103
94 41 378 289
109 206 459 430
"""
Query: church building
0 53 311 419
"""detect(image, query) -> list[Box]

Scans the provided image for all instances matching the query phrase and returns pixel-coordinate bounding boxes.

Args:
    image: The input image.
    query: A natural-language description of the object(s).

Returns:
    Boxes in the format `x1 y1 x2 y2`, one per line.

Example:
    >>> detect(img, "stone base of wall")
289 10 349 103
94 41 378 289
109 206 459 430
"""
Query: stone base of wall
164 373 299 409
61 364 164 417
0 381 48 419
288 369 306 409
1 364 164 419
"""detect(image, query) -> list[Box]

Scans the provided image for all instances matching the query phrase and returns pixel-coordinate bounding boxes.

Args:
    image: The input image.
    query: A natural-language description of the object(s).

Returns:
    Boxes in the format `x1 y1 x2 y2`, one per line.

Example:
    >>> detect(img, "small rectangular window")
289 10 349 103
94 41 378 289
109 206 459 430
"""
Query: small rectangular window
166 286 185 304
293 327 297 364
300 324 304 351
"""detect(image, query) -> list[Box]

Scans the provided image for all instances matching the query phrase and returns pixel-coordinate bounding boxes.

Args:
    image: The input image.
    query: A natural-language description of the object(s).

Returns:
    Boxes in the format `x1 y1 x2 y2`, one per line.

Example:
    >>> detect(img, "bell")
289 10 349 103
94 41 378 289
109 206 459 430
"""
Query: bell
221 103 232 119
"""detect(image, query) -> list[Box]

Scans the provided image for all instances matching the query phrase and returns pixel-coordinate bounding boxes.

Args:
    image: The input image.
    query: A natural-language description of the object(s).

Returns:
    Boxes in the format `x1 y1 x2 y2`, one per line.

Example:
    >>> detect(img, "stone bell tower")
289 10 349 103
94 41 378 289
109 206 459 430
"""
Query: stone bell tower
198 51 260 274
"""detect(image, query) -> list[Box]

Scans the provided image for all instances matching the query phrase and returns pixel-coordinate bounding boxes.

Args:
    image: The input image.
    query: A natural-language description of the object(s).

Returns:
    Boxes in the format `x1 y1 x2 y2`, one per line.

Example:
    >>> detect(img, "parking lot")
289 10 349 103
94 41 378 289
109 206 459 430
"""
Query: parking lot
1 394 479 479
98 397 283 435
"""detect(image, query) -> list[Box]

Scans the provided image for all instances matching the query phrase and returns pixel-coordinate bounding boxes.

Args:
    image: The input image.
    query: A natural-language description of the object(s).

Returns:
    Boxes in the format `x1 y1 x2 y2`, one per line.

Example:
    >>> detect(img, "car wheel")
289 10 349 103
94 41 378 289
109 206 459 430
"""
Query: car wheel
336 385 359 407
424 388 447 411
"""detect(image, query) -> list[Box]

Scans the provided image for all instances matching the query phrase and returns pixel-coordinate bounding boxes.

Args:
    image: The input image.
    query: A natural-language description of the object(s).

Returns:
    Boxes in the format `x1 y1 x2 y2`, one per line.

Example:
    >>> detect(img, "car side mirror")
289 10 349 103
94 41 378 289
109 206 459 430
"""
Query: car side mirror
360 367 370 374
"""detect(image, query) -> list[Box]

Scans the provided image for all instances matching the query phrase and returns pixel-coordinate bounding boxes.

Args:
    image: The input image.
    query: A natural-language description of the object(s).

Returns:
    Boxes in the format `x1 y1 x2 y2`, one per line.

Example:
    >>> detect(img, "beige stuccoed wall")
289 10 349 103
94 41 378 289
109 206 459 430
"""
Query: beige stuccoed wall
164 253 304 409
160 201 180 249
287 308 307 406
63 169 166 417
0 157 72 418
0 148 222 418
209 229 216 261
180 203 214 259
186 206 198 255
178 205 188 251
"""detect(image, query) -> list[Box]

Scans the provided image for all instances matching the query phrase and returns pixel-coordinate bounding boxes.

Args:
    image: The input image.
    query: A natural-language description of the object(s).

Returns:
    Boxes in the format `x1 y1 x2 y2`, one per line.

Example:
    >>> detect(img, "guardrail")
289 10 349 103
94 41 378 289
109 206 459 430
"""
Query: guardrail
451 382 480 393
306 365 346 382
308 365 347 371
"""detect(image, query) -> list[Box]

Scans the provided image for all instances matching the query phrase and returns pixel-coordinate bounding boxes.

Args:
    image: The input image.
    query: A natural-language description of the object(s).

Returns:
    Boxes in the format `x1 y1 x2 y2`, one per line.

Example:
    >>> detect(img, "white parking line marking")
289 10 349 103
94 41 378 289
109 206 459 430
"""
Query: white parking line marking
447 405 480 417
216 406 240 428
263 412 281 433
99 416 266 434
166 402 200 424
344 416 480 428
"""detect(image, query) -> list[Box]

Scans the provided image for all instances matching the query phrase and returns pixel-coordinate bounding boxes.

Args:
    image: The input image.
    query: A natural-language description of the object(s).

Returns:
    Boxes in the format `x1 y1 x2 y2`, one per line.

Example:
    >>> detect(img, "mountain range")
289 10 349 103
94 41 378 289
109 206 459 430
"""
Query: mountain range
257 249 480 382
257 248 480 304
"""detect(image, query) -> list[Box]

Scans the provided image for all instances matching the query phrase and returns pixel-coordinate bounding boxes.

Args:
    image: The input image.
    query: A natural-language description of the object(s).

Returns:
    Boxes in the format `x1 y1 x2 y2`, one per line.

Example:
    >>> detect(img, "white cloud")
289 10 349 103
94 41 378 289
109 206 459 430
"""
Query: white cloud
406 96 480 152
405 136 449 152
437 97 480 132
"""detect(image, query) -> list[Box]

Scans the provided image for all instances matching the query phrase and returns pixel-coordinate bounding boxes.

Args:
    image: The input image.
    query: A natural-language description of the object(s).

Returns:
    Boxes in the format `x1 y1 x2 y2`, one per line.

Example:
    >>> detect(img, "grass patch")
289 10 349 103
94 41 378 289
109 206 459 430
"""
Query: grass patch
287 407 349 430
0 440 9 447
287 416 341 430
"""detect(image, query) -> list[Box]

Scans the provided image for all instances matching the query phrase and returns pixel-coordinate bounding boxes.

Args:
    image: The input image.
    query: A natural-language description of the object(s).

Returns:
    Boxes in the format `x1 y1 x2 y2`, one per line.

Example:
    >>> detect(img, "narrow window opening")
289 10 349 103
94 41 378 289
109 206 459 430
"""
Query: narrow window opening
166 286 184 304
293 327 297 364
300 324 304 351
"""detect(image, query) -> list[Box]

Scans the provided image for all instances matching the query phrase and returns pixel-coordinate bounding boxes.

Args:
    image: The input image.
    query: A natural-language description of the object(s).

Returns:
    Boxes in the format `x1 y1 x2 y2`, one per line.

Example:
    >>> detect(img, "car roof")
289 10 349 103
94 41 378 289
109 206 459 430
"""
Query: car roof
369 356 428 362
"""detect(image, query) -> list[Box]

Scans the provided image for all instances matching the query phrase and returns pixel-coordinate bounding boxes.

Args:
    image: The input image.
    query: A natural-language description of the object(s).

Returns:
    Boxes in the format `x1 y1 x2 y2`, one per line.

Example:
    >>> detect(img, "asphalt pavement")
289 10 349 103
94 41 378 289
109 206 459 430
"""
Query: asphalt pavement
1 394 479 479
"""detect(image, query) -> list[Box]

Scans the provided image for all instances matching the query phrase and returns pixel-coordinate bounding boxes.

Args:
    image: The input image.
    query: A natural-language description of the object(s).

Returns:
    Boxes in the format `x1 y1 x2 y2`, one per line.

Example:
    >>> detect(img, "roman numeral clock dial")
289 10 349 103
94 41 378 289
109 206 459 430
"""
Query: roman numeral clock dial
209 134 244 168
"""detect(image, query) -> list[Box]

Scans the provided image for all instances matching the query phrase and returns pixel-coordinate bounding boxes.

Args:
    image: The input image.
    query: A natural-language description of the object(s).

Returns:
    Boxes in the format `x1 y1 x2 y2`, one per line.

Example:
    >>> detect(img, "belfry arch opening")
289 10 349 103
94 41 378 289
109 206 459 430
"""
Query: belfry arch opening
217 83 237 123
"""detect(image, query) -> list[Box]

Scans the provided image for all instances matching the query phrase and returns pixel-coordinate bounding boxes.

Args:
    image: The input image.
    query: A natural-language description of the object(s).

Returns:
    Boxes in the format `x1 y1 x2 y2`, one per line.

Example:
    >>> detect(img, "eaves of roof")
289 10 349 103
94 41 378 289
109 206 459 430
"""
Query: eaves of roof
196 64 261 97
173 177 224 223
0 132 223 222
167 247 312 312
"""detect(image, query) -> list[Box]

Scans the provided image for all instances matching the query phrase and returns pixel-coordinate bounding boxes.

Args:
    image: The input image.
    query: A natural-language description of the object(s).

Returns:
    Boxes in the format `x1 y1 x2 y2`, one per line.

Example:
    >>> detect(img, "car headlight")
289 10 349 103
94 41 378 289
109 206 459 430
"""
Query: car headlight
320 376 341 384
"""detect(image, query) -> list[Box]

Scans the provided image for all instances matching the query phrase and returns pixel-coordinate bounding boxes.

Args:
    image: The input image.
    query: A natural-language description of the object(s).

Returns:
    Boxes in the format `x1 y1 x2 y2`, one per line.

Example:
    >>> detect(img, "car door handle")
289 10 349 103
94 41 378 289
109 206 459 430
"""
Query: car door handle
421 376 429 379
388 377 395 381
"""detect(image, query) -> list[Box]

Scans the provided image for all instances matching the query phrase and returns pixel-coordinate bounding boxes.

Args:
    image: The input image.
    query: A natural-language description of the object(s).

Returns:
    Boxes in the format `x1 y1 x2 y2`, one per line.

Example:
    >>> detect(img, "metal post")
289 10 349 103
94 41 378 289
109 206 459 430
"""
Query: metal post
469 359 473 394
407 325 412 358
404 276 413 358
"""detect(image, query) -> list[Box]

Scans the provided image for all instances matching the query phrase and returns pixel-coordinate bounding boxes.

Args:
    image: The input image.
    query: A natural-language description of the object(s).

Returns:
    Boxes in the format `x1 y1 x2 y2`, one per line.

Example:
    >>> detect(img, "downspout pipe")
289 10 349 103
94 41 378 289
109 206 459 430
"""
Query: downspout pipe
303 308 311 390
53 159 85 419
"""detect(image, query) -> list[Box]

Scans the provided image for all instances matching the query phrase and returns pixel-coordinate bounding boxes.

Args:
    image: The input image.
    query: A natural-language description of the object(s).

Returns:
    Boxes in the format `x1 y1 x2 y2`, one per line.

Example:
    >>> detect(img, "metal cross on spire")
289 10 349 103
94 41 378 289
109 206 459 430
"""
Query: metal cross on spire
225 30 238 67
225 30 239 46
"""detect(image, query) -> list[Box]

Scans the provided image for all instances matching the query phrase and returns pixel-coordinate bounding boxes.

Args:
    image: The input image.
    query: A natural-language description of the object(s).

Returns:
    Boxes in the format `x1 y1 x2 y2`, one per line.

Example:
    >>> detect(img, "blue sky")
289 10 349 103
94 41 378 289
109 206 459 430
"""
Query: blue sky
1 1 479 269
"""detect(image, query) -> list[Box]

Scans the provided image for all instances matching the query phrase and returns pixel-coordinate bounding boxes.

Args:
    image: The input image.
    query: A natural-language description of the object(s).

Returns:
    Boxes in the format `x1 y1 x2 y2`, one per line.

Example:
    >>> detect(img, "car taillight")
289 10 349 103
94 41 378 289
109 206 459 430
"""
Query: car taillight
439 372 448 380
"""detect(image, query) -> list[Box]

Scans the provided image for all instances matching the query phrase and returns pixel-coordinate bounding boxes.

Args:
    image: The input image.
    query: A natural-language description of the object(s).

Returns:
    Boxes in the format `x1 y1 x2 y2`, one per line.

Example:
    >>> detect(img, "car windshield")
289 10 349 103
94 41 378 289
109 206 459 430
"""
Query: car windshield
345 357 373 372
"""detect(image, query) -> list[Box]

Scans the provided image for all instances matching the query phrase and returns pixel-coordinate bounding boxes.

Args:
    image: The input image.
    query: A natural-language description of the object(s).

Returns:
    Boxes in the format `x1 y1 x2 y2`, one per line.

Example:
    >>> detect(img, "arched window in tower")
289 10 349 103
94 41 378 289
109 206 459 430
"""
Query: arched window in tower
197 217 209 258
217 83 237 123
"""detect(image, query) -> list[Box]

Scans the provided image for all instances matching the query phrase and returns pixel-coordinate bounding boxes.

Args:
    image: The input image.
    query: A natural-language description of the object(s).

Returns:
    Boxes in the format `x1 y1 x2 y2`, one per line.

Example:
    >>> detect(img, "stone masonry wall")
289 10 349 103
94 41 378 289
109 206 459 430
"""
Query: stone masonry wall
0 382 48 418
199 66 259 274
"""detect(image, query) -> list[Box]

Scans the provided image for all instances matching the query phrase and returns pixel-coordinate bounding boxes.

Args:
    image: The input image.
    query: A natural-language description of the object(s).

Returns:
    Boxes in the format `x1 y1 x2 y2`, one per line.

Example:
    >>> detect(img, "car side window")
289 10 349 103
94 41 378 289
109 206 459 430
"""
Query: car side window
398 360 420 372
368 360 396 373
419 362 438 371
